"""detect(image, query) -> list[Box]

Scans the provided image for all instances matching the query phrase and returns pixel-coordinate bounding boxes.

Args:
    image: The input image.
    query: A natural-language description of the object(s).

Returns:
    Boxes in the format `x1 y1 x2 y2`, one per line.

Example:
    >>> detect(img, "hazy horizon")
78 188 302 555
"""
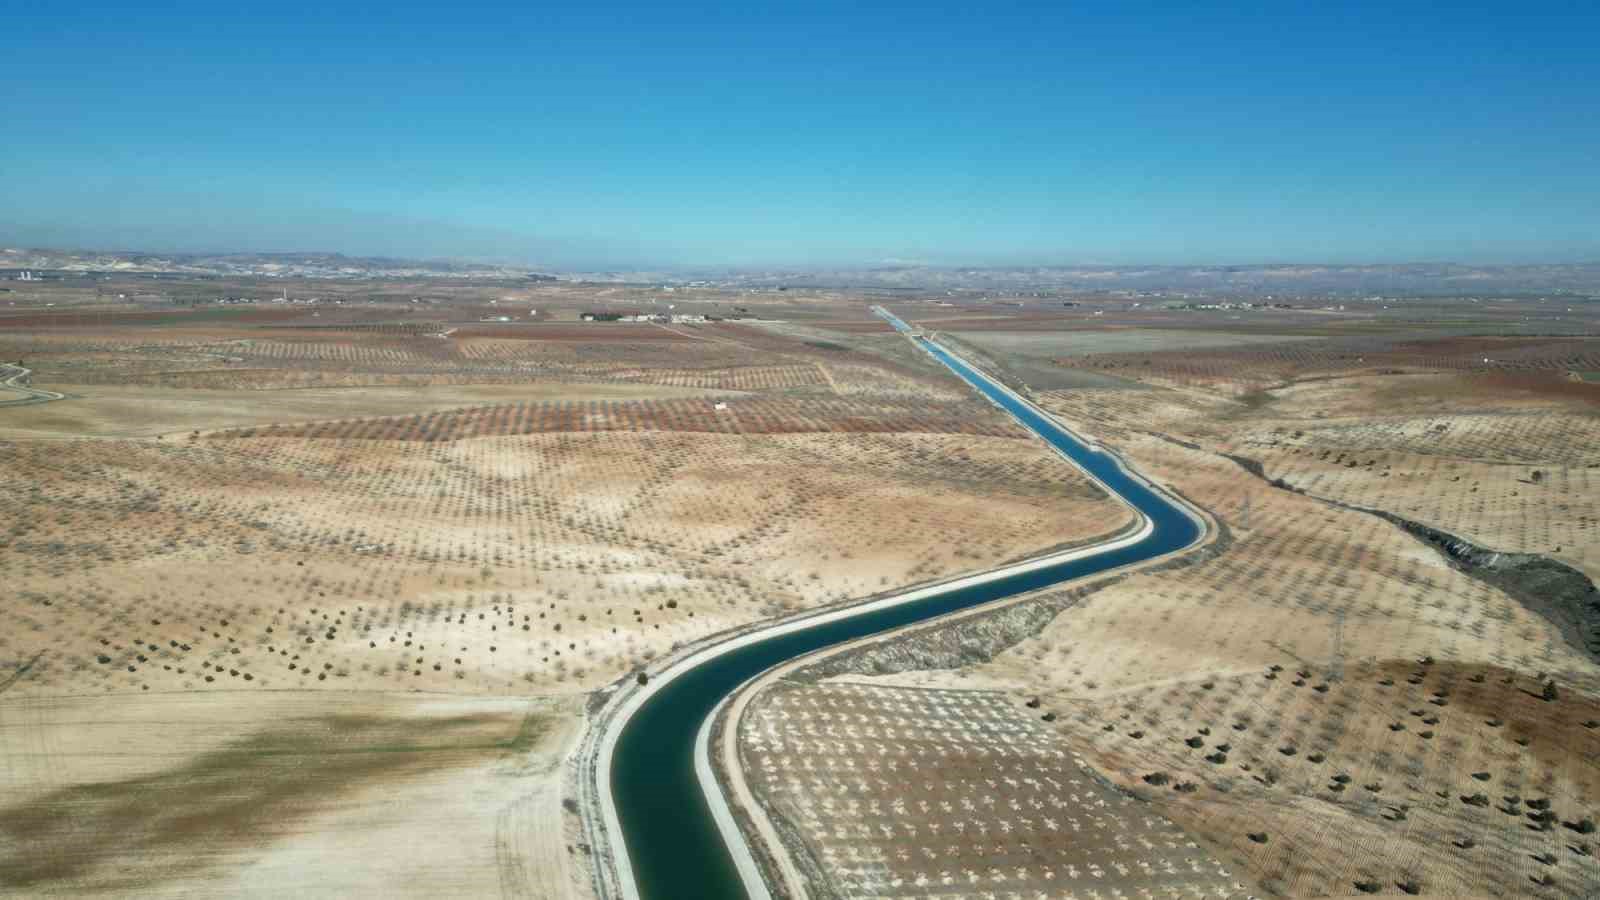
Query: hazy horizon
7 240 1600 273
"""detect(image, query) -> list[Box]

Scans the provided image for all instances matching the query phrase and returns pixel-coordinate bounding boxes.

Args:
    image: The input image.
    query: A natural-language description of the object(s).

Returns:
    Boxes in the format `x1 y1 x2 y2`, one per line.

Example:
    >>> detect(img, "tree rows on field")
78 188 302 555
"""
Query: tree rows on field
1256 447 1598 585
956 436 1600 897
1052 335 1600 394
1244 410 1600 467
741 681 1248 899
0 336 261 385
0 319 975 403
258 321 447 336
0 307 304 329
207 395 1028 442
1037 387 1242 444
0 424 1115 699
1069 654 1600 897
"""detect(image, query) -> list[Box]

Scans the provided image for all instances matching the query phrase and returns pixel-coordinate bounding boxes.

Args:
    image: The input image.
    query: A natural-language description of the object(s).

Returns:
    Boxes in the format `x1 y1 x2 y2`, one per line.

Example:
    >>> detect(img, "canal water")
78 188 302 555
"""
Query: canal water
609 315 1202 899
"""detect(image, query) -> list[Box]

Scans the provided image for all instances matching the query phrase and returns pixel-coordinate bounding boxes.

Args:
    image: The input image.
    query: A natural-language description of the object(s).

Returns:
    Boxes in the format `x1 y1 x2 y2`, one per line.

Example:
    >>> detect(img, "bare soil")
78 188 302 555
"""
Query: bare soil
0 297 1135 897
0 691 581 898
739 680 1256 898
734 338 1600 898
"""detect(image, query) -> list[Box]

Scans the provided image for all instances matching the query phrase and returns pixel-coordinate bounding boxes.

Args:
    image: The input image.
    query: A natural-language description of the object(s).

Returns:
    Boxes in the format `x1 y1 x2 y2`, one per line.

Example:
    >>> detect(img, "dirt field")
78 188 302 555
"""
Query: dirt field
740 680 1255 898
937 332 1151 391
1040 370 1600 585
0 288 1137 897
945 328 1320 358
732 328 1600 898
12 280 1598 898
0 691 580 898
1051 333 1600 396
0 429 1124 700
0 382 729 439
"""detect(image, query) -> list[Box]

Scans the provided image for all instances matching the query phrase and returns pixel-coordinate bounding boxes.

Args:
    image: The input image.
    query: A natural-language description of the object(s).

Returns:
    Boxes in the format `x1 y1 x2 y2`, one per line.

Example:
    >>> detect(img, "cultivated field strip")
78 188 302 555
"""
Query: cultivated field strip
1244 411 1600 466
206 396 1027 442
742 682 1250 898
1257 449 1599 581
0 430 1117 700
0 330 960 397
1036 366 1600 584
1064 656 1600 896
1053 335 1600 391
957 374 1600 896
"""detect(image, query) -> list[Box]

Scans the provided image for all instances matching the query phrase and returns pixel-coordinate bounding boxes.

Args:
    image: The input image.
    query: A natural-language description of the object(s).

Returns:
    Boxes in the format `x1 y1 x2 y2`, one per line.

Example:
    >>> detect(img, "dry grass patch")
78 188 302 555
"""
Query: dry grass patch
0 692 568 897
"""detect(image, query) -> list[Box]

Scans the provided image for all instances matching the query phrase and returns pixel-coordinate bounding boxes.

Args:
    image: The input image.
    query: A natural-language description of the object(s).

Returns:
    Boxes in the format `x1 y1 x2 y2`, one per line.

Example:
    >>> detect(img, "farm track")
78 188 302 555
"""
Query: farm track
0 365 66 407
577 311 1210 900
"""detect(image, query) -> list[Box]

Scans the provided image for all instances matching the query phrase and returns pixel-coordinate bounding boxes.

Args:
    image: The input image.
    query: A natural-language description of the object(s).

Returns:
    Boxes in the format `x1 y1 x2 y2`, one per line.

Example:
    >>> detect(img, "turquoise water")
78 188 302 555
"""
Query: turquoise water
608 320 1202 899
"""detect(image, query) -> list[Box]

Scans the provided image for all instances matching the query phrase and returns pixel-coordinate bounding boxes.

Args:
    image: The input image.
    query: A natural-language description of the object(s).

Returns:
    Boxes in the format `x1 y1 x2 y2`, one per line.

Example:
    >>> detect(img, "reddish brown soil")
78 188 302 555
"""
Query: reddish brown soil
1477 371 1600 406
450 323 702 341
1056 335 1600 386
209 395 1027 442
804 320 898 333
0 308 309 328
907 314 1101 330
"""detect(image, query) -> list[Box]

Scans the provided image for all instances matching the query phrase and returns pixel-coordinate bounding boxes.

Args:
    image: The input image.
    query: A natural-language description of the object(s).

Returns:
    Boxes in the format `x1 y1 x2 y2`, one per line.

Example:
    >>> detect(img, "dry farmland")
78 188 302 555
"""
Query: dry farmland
0 286 1136 897
731 319 1600 898
739 680 1255 898
8 279 1600 899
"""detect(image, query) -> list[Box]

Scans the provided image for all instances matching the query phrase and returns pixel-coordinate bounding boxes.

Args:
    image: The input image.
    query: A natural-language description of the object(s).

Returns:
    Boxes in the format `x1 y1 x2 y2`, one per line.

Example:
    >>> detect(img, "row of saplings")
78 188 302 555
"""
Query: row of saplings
1023 658 1596 896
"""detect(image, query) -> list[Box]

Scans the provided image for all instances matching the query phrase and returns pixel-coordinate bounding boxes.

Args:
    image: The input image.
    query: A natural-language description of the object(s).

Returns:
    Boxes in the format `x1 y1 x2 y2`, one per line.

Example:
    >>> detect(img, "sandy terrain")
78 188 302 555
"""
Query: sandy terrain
740 680 1255 898
0 299 1137 897
15 286 1595 898
1042 370 1600 584
0 382 731 440
944 328 1319 358
0 691 581 898
735 334 1600 898
0 429 1125 700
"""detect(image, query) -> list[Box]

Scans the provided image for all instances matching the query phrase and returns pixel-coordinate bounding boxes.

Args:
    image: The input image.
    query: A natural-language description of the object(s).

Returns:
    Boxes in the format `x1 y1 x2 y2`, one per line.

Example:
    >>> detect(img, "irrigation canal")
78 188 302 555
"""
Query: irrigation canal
604 307 1204 899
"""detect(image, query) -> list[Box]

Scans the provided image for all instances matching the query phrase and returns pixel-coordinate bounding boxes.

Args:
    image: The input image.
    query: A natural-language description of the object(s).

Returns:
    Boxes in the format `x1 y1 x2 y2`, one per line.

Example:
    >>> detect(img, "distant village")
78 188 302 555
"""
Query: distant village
579 311 715 324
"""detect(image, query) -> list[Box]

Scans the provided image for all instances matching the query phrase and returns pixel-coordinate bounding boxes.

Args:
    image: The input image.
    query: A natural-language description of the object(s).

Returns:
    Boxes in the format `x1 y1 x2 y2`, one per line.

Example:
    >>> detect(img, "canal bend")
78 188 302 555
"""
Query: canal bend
604 309 1204 899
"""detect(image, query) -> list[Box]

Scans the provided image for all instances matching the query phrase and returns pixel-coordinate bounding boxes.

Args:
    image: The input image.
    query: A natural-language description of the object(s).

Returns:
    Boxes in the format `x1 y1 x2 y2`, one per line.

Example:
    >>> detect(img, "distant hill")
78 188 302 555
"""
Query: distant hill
3 246 1596 295
566 263 1600 296
0 248 558 281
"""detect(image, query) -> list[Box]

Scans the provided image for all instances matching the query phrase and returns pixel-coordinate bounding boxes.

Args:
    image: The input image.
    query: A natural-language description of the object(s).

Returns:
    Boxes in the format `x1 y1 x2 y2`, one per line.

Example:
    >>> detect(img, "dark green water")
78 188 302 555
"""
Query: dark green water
608 330 1202 899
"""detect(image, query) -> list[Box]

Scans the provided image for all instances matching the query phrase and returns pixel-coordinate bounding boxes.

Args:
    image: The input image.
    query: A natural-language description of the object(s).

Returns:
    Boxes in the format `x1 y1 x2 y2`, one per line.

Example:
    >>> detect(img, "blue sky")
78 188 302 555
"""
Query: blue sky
3 2 1597 267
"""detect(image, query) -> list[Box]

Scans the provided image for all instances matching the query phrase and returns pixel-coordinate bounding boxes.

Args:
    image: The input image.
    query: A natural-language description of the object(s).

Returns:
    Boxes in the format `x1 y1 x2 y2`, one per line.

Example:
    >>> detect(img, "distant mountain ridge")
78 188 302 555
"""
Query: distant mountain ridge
568 262 1600 295
3 247 1596 294
0 248 554 280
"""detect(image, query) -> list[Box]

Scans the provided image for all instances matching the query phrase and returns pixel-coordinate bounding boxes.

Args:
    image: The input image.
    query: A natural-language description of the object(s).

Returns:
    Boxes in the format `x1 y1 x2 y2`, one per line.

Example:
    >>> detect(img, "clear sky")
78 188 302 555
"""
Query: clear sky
3 1 1597 268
